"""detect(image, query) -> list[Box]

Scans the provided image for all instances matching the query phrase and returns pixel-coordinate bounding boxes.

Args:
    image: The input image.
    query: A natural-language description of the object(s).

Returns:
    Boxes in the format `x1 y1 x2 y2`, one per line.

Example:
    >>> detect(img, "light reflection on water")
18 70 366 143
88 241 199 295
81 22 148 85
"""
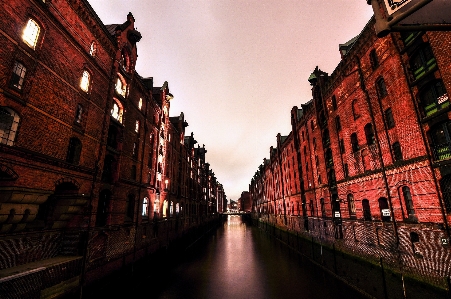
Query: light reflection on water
154 215 367 299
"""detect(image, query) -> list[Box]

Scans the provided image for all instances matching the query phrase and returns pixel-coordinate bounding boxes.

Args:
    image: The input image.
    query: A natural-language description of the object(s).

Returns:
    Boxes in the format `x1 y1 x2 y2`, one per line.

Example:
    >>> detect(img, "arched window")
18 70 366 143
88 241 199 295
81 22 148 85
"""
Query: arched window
401 186 416 218
419 80 448 117
376 77 388 98
351 133 359 152
66 137 82 164
22 19 41 49
115 74 127 97
11 61 27 90
142 197 149 217
352 99 360 120
362 199 371 221
378 197 390 222
335 116 341 131
369 49 379 70
384 108 395 129
163 200 168 218
429 121 451 161
111 99 123 123
80 70 91 92
392 142 403 161
0 107 20 146
364 123 375 145
347 194 356 218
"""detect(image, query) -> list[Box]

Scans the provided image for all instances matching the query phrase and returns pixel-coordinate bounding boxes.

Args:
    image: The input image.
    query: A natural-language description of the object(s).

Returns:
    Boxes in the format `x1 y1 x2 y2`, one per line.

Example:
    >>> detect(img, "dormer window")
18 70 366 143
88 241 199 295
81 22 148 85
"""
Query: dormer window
111 99 123 123
115 75 126 97
22 19 40 49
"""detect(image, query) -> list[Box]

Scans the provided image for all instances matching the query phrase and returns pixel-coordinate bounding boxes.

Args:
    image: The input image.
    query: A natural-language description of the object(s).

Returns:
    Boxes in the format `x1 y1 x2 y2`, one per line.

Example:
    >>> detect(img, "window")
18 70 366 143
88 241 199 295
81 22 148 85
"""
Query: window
170 201 173 217
115 75 127 97
138 98 143 110
439 174 451 212
154 197 160 216
364 123 375 145
392 142 403 161
11 62 27 90
22 19 40 49
378 197 390 221
351 133 359 152
142 197 149 217
320 198 325 217
135 120 140 133
131 165 136 180
335 116 341 132
410 44 436 80
401 186 415 217
96 190 111 226
430 121 451 161
126 194 135 220
347 194 356 217
331 95 337 111
410 232 420 253
339 139 345 154
0 107 20 146
352 99 360 120
419 80 449 117
66 137 82 164
80 70 90 92
132 142 138 158
89 41 97 56
362 199 372 221
384 108 395 129
110 100 123 123
343 163 349 178
310 120 315 131
309 200 314 216
75 104 83 124
376 77 388 98
313 138 317 150
369 49 379 70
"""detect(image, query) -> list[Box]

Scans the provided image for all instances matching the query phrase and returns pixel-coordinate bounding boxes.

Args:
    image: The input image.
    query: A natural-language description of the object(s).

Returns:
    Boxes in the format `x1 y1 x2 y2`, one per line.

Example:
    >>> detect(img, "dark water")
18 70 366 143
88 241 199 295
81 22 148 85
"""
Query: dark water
87 216 369 299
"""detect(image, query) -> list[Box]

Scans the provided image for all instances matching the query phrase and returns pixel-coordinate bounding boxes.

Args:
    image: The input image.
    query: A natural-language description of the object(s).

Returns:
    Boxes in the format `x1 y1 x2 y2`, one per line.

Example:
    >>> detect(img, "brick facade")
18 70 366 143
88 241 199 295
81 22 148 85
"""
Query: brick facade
250 18 451 288
0 0 225 297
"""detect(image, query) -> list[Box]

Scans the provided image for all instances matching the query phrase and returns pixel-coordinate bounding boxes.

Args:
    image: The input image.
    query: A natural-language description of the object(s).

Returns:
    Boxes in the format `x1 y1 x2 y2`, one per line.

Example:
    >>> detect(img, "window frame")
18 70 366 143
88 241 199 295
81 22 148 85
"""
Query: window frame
22 18 41 49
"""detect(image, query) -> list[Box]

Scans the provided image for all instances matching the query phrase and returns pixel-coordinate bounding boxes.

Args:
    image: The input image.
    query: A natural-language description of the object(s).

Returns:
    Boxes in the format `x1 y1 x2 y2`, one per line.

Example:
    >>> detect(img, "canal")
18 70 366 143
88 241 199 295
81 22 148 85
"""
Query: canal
85 215 369 299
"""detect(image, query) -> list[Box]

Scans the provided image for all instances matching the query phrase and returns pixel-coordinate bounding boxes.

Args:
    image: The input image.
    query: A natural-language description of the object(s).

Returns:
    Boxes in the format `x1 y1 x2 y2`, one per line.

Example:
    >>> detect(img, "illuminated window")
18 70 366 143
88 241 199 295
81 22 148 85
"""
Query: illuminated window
11 62 27 90
115 75 126 97
89 41 97 56
142 197 148 217
22 19 40 49
135 120 140 133
111 99 123 123
138 98 143 110
80 70 90 92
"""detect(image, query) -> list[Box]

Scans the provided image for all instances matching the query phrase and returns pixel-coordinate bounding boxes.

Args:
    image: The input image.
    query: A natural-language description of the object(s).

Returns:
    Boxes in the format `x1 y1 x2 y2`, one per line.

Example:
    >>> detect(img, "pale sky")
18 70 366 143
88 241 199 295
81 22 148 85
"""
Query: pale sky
88 0 374 201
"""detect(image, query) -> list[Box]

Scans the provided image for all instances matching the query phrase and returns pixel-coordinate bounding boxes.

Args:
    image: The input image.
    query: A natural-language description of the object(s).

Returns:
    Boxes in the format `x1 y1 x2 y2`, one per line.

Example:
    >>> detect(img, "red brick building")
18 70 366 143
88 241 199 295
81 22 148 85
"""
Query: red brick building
0 0 225 297
250 18 451 286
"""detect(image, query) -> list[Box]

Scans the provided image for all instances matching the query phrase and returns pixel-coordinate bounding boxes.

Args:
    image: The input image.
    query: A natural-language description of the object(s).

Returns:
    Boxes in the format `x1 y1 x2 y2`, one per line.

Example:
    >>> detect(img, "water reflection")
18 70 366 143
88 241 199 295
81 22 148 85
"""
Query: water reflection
154 215 367 299
87 216 368 299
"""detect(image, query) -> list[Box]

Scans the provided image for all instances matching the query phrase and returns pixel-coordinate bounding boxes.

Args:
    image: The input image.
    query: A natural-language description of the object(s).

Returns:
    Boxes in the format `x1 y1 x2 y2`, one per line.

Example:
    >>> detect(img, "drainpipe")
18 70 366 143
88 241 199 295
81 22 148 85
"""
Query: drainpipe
354 54 401 249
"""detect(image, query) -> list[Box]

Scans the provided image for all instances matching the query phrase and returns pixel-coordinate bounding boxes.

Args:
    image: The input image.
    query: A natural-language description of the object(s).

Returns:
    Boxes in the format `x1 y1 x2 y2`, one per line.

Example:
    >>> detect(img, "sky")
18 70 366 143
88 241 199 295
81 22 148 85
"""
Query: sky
88 0 374 201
